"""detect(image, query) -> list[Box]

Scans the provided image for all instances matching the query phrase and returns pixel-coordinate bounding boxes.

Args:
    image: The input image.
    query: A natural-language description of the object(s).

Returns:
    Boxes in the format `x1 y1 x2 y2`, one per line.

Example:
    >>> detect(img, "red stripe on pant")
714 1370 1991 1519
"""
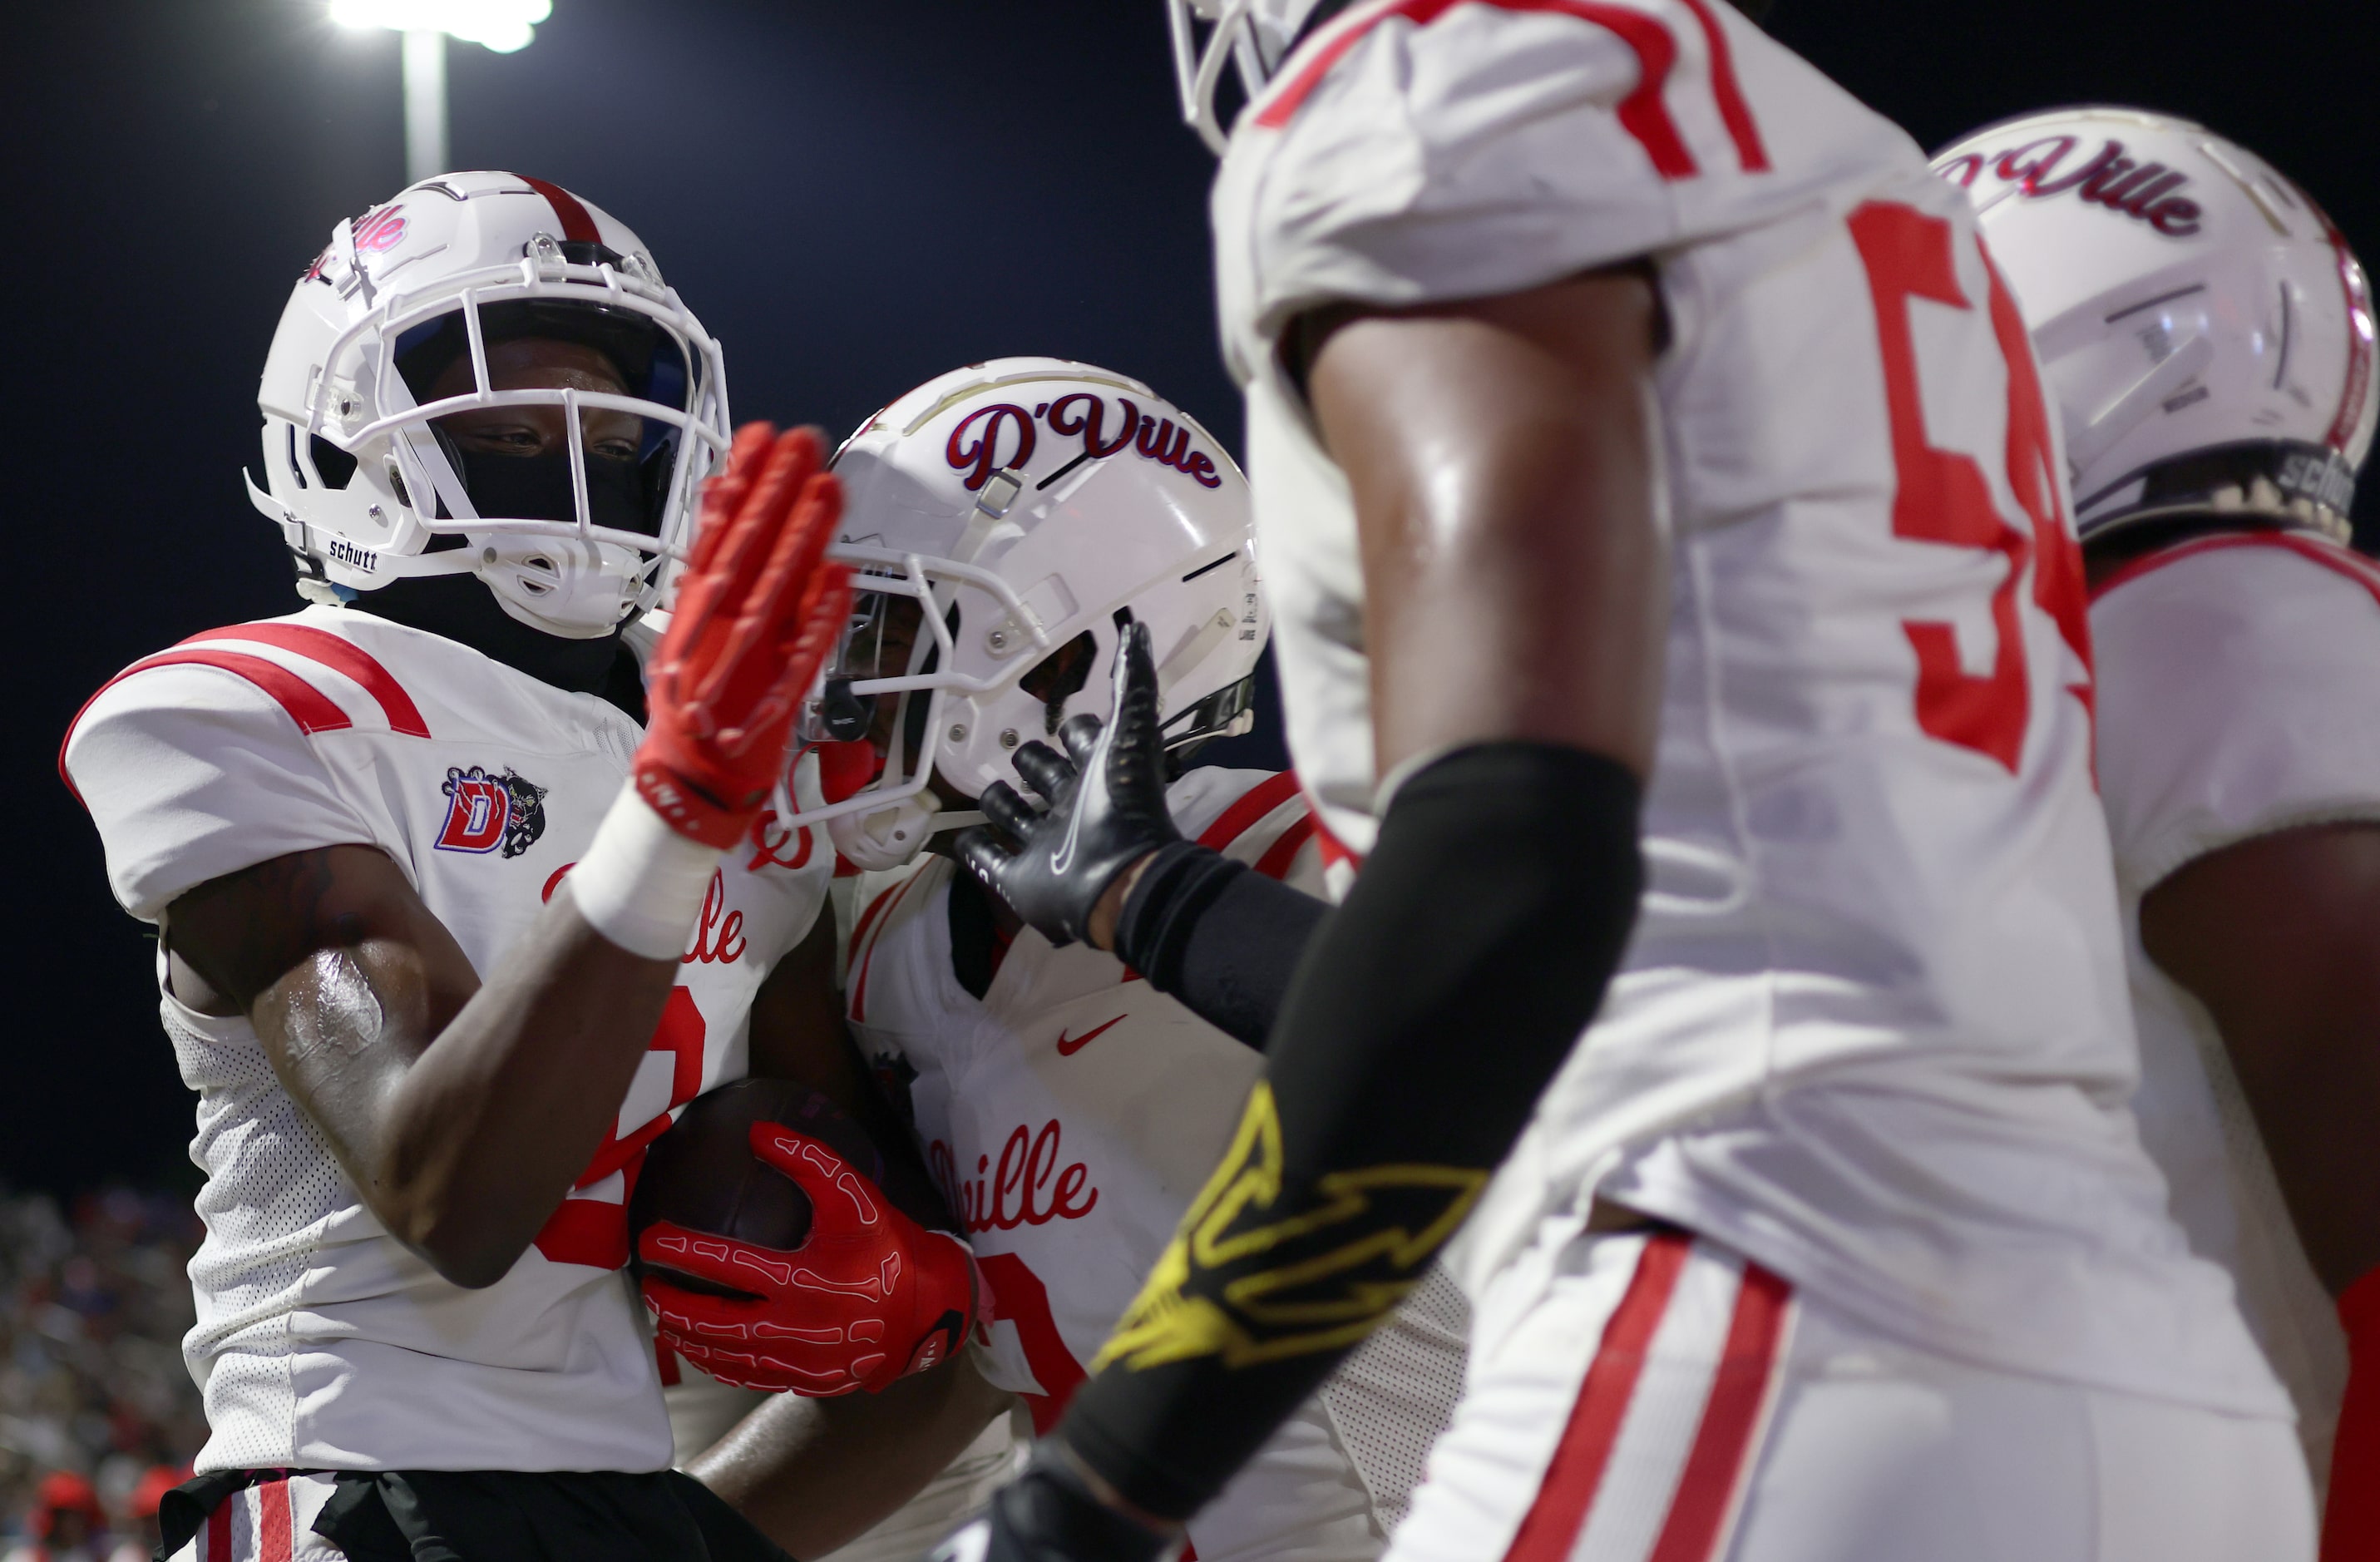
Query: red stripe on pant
1503 1231 1692 1562
1650 1263 1791 1562
205 1491 233 1560
1501 1232 1793 1562
258 1477 294 1562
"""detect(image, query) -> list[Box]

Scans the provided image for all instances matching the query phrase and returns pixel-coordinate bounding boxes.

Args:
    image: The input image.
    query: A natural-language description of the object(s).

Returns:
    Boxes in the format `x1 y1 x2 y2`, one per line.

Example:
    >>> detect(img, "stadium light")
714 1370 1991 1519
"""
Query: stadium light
329 0 554 185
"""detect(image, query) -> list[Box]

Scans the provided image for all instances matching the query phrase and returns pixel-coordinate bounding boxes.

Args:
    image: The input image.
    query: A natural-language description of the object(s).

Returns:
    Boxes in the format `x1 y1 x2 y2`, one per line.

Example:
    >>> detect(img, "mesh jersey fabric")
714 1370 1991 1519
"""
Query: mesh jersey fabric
62 607 833 1472
1213 0 2284 1418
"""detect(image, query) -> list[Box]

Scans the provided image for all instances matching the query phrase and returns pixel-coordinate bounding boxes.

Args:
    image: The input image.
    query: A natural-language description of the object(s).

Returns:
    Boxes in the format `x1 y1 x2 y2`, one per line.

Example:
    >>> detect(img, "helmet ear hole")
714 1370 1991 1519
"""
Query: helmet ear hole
1020 630 1099 734
309 436 359 490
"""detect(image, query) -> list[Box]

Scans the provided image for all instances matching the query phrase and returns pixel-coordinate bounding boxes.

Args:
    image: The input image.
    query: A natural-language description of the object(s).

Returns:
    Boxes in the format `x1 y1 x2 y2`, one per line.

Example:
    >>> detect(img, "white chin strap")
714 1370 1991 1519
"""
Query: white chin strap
477 534 649 639
820 788 986 874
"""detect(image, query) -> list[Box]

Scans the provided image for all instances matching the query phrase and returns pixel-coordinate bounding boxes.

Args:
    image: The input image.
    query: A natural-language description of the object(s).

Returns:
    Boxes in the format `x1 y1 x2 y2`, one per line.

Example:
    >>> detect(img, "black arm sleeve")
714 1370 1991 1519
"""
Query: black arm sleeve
1055 742 1645 1520
1112 842 1331 1050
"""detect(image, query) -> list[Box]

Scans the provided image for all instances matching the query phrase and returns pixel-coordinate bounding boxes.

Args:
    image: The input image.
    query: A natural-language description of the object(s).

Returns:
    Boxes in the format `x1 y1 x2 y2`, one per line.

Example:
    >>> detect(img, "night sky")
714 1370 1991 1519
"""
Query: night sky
4 0 2375 1194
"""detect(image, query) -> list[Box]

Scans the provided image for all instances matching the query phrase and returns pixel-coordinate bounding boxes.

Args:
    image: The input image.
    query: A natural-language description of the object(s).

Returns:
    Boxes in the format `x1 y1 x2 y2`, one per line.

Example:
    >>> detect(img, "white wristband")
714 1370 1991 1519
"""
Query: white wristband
566 788 723 961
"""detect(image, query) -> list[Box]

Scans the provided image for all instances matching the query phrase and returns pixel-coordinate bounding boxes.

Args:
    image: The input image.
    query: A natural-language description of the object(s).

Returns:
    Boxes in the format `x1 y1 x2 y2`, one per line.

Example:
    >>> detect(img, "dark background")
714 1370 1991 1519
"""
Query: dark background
2 0 2373 1194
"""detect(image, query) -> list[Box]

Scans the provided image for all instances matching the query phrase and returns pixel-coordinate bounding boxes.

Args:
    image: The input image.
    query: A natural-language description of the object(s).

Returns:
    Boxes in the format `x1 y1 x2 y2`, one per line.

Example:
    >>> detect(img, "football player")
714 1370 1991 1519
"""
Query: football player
60 174 973 1560
947 4 2311 1560
1935 109 2379 1558
686 358 1468 1562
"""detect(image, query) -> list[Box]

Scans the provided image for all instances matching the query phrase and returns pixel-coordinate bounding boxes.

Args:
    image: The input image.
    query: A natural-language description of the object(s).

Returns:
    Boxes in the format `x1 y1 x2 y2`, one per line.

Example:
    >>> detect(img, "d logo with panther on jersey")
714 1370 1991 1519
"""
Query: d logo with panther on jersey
436 765 550 858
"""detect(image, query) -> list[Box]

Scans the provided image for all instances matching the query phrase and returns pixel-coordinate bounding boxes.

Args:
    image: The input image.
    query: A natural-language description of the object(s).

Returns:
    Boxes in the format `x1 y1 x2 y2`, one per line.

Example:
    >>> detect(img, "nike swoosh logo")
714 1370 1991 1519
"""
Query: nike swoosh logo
1055 1015 1127 1056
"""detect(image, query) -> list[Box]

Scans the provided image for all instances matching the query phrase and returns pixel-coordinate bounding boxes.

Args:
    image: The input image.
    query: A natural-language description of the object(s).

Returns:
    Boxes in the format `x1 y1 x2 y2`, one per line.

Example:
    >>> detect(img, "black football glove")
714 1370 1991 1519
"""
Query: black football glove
931 1451 1178 1562
956 620 1184 947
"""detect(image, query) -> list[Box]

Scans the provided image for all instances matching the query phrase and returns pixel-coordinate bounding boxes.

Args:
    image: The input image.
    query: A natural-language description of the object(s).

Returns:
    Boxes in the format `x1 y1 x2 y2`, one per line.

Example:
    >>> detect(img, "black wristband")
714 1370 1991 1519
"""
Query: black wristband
1061 741 1646 1520
1113 841 1330 1049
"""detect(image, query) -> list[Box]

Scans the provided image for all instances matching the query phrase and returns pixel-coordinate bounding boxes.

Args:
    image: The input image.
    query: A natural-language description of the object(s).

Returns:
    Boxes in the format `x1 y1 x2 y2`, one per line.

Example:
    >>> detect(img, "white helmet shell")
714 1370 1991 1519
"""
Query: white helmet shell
250 172 732 636
1934 108 2375 542
792 358 1267 868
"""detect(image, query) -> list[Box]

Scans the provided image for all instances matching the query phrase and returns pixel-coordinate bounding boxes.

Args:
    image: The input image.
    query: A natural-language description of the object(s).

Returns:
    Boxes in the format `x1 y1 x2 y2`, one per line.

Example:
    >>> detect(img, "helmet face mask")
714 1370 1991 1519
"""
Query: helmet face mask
769 358 1268 870
1167 0 1329 154
254 175 732 638
1934 108 2376 546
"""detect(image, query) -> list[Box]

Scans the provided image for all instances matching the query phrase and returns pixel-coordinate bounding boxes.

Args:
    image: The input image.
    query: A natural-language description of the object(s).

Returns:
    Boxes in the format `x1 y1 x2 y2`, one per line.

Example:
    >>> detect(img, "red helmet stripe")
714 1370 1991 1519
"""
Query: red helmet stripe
2325 225 2375 453
515 174 603 245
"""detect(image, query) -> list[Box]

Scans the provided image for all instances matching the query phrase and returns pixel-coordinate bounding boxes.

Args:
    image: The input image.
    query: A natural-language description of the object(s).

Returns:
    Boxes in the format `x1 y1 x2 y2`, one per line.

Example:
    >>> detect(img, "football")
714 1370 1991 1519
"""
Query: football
629 1077 950 1298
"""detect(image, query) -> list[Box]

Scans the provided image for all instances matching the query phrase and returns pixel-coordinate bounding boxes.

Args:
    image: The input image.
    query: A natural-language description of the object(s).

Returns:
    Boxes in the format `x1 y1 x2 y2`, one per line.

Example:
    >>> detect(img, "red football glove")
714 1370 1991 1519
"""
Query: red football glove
638 423 852 848
639 1125 981 1396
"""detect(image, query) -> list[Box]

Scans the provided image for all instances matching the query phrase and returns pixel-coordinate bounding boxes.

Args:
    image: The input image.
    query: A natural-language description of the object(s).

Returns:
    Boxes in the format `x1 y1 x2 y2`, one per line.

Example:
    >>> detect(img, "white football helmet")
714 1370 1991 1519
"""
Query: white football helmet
249 171 731 636
1167 0 1336 153
783 358 1268 871
1935 108 2376 543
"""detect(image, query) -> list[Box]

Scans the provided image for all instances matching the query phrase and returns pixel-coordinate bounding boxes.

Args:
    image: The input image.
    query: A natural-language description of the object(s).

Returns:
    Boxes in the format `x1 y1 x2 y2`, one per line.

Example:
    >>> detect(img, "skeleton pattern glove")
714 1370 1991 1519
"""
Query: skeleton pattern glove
639 1125 979 1396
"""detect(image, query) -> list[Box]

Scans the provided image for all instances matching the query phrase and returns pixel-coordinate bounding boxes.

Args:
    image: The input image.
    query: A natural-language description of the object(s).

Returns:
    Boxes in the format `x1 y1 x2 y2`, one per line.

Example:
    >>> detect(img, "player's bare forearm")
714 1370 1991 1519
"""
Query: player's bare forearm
166 843 680 1288
691 1356 1013 1556
2142 821 2380 1293
1302 264 1668 779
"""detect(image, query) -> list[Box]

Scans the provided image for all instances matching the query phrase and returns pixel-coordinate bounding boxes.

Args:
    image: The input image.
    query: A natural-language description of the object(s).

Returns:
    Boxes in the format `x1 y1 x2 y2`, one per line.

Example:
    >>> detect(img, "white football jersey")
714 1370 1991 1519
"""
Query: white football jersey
62 606 832 1473
2092 531 2380 1478
847 768 1469 1555
1212 0 2283 1414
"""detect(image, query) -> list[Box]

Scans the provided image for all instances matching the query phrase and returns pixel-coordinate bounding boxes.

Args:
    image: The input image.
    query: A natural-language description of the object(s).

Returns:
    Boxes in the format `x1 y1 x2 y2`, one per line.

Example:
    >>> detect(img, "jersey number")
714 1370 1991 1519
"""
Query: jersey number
1849 200 2091 773
974 1252 1086 1436
531 986 708 1270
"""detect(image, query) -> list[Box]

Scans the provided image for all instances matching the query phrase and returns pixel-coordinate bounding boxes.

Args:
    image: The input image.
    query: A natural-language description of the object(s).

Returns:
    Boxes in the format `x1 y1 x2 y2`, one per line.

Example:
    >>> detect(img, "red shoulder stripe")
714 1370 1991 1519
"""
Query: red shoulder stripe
183 623 432 738
2089 531 2380 614
57 649 354 804
1253 0 1696 182
516 174 602 245
1676 0 1766 172
1197 770 1306 852
1253 816 1318 882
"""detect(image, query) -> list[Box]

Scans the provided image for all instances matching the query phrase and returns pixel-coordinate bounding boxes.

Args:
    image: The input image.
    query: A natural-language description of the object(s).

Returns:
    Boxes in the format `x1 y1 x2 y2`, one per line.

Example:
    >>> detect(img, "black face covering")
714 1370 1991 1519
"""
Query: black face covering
447 445 664 536
352 571 637 705
348 443 664 711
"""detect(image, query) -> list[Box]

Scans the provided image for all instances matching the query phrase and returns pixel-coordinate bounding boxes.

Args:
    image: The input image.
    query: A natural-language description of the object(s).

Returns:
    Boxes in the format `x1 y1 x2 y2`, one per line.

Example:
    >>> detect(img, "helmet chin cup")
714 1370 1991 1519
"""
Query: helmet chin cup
827 792 946 873
475 533 649 639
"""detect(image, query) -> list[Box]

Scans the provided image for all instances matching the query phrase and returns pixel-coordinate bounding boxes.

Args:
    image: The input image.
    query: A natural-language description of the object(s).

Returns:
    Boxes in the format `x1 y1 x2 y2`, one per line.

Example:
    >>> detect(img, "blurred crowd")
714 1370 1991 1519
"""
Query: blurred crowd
0 1189 203 1560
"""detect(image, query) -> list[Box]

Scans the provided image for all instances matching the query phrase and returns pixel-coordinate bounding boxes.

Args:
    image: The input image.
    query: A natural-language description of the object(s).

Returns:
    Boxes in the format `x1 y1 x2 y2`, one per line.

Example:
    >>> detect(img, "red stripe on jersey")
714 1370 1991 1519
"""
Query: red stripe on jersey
256 1477 294 1562
516 174 603 245
1647 1262 1792 1562
1254 816 1318 882
1501 1230 1691 1562
205 1490 233 1561
58 648 356 804
1675 0 1766 172
184 623 432 738
1197 770 1306 852
848 874 923 1024
2089 530 2380 612
1253 0 1695 181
